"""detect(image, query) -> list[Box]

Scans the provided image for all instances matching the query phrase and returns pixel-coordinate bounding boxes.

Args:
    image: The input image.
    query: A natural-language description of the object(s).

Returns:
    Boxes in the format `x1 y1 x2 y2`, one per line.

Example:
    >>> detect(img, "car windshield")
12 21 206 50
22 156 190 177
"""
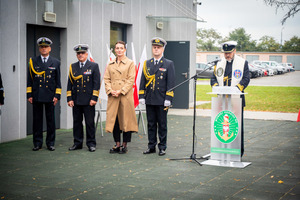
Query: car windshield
196 63 211 70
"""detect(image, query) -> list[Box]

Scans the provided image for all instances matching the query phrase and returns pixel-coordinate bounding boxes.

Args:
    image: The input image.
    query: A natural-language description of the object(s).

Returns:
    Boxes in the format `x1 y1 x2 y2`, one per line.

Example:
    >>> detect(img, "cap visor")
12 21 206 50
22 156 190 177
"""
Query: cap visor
76 50 87 53
152 44 164 47
38 44 51 46
222 49 235 53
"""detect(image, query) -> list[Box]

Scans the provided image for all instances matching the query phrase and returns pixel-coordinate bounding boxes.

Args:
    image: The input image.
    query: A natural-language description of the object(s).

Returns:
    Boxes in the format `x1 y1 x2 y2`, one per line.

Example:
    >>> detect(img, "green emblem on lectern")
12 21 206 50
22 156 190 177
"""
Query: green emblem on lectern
214 110 239 144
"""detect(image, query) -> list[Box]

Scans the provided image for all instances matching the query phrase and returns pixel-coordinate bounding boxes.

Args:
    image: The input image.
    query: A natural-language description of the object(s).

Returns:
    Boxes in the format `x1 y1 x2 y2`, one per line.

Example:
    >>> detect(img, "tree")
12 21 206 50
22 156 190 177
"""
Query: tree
196 28 222 51
227 28 257 51
263 0 300 25
282 36 300 52
257 35 281 52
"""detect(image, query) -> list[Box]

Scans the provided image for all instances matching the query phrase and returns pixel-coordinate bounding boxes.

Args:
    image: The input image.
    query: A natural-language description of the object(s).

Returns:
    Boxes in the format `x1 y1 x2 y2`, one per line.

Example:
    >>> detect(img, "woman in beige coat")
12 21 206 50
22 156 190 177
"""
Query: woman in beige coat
104 41 138 154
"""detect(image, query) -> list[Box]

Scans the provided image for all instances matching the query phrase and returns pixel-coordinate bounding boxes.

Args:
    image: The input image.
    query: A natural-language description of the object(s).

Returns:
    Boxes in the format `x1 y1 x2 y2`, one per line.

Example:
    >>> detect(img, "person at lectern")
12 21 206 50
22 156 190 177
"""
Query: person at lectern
210 41 250 157
139 37 175 156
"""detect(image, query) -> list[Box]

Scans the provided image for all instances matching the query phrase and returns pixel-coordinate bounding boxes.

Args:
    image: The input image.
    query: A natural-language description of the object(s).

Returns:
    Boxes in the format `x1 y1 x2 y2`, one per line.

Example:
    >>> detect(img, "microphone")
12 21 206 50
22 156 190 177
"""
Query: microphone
207 59 221 65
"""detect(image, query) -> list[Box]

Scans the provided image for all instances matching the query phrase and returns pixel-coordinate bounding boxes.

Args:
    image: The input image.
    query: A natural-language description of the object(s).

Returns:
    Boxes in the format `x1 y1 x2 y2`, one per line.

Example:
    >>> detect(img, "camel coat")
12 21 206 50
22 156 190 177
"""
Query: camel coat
104 56 138 133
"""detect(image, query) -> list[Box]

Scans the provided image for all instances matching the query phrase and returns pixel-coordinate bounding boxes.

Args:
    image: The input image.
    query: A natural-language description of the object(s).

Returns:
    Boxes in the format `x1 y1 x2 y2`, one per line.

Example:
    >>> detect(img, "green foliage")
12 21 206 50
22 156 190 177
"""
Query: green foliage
228 28 257 51
257 35 281 52
196 27 299 52
282 36 300 52
197 28 222 51
196 85 300 113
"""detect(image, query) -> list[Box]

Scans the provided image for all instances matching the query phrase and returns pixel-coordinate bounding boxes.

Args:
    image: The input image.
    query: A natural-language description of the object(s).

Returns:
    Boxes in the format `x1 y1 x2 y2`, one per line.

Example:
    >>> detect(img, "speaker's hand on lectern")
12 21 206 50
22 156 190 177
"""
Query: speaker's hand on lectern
139 99 145 105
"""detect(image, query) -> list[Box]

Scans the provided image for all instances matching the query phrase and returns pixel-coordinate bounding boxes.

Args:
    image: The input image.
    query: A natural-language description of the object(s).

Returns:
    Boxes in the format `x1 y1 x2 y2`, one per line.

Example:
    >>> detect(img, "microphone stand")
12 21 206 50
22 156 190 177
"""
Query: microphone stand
168 62 216 166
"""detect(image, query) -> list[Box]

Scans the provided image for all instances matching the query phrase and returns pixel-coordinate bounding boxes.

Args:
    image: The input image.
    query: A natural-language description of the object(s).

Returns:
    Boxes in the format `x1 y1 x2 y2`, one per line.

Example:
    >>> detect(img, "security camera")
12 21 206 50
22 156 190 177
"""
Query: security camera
193 1 202 5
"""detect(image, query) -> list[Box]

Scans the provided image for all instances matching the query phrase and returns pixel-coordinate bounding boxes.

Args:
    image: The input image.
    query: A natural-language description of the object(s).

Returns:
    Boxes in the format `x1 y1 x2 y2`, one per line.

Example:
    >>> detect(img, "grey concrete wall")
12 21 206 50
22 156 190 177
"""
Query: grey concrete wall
0 0 68 142
0 0 197 143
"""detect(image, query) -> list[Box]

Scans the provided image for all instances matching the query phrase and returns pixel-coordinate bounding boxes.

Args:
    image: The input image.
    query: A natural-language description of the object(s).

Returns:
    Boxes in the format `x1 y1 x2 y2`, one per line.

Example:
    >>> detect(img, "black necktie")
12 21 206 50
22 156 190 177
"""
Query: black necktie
155 60 158 65
81 63 84 68
43 58 46 63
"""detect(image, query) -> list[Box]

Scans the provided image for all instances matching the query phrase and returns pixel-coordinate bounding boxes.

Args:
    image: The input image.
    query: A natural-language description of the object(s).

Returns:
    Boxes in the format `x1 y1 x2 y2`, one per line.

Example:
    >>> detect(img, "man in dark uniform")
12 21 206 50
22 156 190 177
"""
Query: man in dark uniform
27 37 61 151
67 44 100 152
139 37 175 156
0 73 4 105
210 41 250 157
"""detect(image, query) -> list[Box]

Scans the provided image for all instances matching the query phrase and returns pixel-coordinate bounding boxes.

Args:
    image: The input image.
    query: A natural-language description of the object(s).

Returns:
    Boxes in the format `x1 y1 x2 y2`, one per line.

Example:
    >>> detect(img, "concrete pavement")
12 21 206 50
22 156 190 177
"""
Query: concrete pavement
0 115 299 200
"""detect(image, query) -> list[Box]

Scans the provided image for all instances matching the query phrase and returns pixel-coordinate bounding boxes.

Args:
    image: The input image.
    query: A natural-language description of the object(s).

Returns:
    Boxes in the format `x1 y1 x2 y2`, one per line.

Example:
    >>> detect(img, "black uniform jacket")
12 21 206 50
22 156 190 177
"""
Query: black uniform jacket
0 73 4 105
210 60 250 107
27 56 61 102
139 57 175 105
67 60 100 106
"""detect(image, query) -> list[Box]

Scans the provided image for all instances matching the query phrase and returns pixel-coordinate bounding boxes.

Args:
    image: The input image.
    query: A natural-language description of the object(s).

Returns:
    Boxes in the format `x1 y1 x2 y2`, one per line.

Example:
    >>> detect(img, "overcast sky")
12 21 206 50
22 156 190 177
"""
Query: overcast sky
196 0 300 44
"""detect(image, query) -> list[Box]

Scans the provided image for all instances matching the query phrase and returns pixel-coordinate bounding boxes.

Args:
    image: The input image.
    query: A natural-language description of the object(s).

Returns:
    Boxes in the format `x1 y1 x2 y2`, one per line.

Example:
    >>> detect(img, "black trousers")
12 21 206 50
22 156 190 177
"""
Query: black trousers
32 101 55 147
72 105 96 147
113 116 132 143
241 107 244 157
146 105 168 150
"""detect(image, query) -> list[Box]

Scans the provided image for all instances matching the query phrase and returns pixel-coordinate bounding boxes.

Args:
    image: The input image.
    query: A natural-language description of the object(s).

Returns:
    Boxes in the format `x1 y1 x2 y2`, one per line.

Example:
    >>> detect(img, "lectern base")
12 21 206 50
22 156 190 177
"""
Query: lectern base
201 159 251 168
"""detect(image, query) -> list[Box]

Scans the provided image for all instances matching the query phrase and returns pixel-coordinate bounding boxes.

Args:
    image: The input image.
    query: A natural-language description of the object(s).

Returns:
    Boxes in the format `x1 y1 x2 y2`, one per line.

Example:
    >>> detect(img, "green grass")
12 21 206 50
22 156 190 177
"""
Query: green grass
196 85 300 113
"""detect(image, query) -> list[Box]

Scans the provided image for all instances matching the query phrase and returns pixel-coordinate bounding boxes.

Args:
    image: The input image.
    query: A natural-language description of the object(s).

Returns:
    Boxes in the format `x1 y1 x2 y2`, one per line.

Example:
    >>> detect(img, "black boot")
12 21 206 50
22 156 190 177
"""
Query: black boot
109 145 120 153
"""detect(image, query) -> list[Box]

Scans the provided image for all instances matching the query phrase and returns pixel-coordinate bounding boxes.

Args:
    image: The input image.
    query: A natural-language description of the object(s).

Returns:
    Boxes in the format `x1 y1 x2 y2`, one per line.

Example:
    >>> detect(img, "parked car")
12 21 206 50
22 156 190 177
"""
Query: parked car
261 63 275 76
280 63 295 72
272 61 287 73
196 62 214 78
252 61 274 76
248 64 263 78
252 63 268 76
253 60 278 74
260 62 280 74
263 61 285 74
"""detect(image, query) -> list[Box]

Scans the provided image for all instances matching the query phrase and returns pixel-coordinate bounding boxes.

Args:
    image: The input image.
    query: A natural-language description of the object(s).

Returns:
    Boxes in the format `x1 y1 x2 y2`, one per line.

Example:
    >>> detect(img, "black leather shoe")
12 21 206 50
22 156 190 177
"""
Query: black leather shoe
109 146 120 153
88 146 96 152
47 146 55 151
69 144 82 151
159 149 166 156
32 146 41 151
119 146 128 154
143 148 156 154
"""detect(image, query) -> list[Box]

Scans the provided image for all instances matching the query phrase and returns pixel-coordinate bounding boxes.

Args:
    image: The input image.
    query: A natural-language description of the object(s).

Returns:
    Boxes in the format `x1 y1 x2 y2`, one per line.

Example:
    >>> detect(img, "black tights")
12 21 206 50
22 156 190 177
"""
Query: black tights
113 116 132 147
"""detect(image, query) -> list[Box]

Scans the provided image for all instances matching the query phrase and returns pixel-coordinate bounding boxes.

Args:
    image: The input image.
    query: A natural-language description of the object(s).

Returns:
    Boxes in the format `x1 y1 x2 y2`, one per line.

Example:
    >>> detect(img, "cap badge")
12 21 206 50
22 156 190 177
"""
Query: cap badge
155 39 160 43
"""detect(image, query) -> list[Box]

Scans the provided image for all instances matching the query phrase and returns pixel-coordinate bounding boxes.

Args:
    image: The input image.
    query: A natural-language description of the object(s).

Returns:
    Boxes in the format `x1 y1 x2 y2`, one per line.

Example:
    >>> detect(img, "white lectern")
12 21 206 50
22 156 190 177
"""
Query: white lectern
201 86 251 168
